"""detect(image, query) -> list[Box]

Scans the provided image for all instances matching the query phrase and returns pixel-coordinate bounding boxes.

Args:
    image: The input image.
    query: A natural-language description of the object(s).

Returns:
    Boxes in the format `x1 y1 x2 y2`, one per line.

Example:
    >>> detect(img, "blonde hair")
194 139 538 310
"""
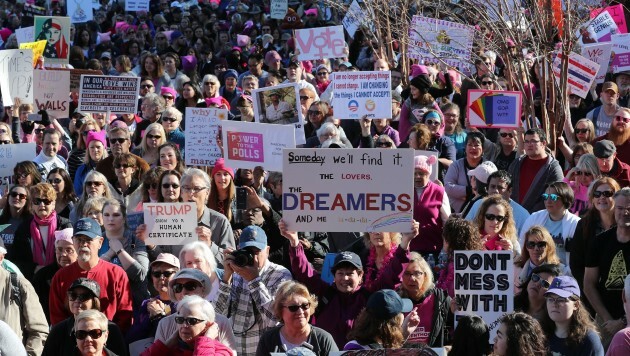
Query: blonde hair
399 252 434 296
515 225 561 268
272 280 318 320
474 195 518 245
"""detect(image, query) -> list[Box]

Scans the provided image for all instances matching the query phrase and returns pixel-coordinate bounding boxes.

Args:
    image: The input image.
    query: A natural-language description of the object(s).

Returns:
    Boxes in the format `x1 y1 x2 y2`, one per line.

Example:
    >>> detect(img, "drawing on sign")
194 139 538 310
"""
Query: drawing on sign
34 17 70 63
467 90 522 129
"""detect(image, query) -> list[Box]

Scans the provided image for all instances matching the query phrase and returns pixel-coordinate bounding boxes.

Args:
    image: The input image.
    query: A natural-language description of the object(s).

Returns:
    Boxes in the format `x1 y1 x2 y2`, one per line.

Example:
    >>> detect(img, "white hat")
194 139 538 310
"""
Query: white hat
467 161 498 184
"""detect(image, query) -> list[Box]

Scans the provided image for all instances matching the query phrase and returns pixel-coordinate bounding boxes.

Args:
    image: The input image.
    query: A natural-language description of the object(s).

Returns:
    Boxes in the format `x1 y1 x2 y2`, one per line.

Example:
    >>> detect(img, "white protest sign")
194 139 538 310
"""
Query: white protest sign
454 250 514 340
331 71 391 119
34 69 70 117
185 107 226 166
282 148 414 232
15 26 34 45
270 0 288 20
408 15 475 68
577 11 619 44
467 90 523 129
222 121 295 172
0 143 37 189
252 83 306 145
581 43 613 83
78 75 140 113
126 0 150 12
552 52 599 99
0 49 34 106
611 33 630 73
143 202 197 245
342 0 364 39
68 0 93 23
295 26 345 61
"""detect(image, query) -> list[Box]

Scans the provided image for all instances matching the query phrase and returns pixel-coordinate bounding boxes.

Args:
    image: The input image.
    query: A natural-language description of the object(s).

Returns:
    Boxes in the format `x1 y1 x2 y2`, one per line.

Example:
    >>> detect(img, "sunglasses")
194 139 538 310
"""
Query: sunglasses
376 141 393 147
140 84 154 89
426 119 441 126
484 213 506 222
284 303 310 312
147 134 162 140
162 117 178 123
308 110 322 116
115 163 133 169
75 329 105 340
542 193 559 201
574 170 592 176
499 132 514 138
68 291 94 302
615 116 630 123
33 198 52 205
163 95 174 100
9 192 26 200
162 183 180 189
48 178 62 184
174 316 206 325
575 128 590 134
594 190 614 198
85 181 104 187
317 72 329 76
172 281 200 293
531 273 551 289
526 241 546 249
481 81 493 85
110 138 127 144
0 140 10 144
146 183 159 189
35 129 46 134
151 270 177 278
14 173 29 179
300 96 311 101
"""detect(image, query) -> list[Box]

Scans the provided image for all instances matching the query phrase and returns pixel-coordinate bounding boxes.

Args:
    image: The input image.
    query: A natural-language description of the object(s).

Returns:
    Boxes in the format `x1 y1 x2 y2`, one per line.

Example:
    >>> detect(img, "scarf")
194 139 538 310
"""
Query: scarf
31 210 58 266
364 243 397 291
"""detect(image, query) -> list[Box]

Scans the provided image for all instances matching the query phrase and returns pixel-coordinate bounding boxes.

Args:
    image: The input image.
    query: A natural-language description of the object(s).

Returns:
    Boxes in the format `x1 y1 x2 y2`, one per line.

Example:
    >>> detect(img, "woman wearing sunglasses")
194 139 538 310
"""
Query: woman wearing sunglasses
47 168 78 219
514 263 562 321
0 185 31 254
424 110 456 182
257 280 338 355
161 107 185 154
70 171 113 224
111 153 142 207
473 195 520 256
74 130 108 197
519 182 580 267
157 170 183 203
564 154 602 214
42 278 126 356
66 117 100 181
558 118 596 165
131 123 166 167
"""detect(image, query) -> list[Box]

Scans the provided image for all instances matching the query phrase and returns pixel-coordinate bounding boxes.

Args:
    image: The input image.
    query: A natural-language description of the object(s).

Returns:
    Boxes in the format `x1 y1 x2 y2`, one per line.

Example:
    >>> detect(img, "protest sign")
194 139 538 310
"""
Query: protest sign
331 71 391 119
0 49 34 106
581 43 613 84
552 52 600 98
0 143 37 189
78 75 141 113
68 0 93 23
467 90 523 129
143 202 197 245
611 34 630 73
127 213 145 236
415 150 439 182
252 83 306 145
15 27 34 45
408 15 475 68
126 0 150 12
295 26 345 61
270 0 288 20
454 250 514 339
185 107 227 166
19 40 46 67
222 121 295 172
34 70 70 117
577 11 618 44
342 0 365 38
591 4 627 34
34 16 71 65
22 4 46 26
282 148 414 232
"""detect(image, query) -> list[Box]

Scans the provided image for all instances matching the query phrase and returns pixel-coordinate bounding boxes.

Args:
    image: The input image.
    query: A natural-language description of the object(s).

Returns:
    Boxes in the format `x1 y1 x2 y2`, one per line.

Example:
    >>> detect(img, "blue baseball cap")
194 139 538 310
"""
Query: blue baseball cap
239 225 267 250
332 251 362 270
367 289 413 319
73 218 102 239
545 276 580 298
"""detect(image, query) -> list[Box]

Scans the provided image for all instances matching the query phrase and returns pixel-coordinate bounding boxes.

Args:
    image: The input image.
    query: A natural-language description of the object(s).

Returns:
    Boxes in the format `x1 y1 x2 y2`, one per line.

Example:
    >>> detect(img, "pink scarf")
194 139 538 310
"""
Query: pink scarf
30 210 58 266
364 243 397 291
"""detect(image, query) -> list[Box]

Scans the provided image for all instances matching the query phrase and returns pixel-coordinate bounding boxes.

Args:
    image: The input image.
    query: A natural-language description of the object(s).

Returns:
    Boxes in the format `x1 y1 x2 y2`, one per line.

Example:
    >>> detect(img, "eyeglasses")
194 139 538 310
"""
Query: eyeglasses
115 163 133 169
574 170 593 176
317 72 329 76
163 95 174 100
0 140 10 145
575 128 590 134
9 192 26 200
35 128 46 134
140 84 154 89
85 181 104 187
300 96 312 101
48 178 62 184
147 134 162 140
481 81 493 85
546 296 571 305
524 140 541 145
531 273 551 289
444 113 458 118
425 120 441 126
33 198 52 205
172 281 200 293
174 316 206 325
82 130 97 137
162 183 180 189
499 132 514 138
146 183 159 190
542 193 559 201
68 291 94 302
308 110 322 116
526 241 546 249
162 117 178 123
182 186 208 194
284 303 310 312
14 173 28 179
484 213 506 222
75 329 106 340
594 190 614 198
376 141 393 147
110 138 127 145
615 116 630 123
151 270 177 278
0 129 7 134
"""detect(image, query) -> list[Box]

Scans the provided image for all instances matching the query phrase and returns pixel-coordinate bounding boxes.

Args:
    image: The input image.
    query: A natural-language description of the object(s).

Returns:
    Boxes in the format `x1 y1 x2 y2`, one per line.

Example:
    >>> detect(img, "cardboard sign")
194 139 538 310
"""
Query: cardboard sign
581 43 613 84
408 15 475 68
143 203 197 245
454 250 514 340
78 75 141 113
295 26 345 61
0 49 34 106
591 5 627 34
15 27 34 45
34 16 71 65
185 107 227 166
282 148 414 232
270 0 288 20
467 90 523 129
331 71 392 119
34 69 70 117
611 34 630 73
19 40 47 67
68 0 93 23
252 83 306 145
552 52 600 98
126 0 150 12
222 121 296 172
0 143 37 189
415 150 439 182
342 0 365 39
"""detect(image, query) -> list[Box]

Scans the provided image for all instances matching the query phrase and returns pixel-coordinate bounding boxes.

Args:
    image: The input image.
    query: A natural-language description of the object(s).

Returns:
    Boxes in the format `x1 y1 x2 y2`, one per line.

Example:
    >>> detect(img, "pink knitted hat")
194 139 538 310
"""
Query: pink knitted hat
414 155 437 175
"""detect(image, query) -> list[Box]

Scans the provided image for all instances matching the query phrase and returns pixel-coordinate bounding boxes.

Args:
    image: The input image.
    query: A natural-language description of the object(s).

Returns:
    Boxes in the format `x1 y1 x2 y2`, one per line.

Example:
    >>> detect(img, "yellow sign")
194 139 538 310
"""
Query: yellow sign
19 40 47 67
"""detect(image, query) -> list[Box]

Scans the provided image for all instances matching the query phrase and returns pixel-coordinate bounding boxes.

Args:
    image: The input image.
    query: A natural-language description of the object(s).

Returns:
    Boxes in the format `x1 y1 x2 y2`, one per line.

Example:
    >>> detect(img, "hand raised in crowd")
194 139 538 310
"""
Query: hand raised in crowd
11 97 21 118
402 307 421 339
279 219 300 247
359 115 372 136
222 248 236 284
495 236 513 251
602 318 625 335
135 224 156 250
146 298 167 318
450 295 461 314
400 219 420 250
196 225 213 246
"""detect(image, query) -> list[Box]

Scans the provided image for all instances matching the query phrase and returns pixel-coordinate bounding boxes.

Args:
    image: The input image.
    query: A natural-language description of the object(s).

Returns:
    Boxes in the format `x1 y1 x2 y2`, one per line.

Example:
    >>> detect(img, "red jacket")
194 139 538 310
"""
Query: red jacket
141 336 233 356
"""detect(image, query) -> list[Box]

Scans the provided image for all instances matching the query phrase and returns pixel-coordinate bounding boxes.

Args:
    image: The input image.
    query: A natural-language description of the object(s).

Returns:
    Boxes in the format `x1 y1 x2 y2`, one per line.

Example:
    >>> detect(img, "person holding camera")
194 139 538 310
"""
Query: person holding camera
215 225 292 355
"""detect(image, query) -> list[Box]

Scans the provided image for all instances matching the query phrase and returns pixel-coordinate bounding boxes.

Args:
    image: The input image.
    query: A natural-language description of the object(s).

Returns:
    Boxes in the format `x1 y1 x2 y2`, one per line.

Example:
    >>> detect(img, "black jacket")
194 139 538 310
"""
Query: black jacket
43 316 127 356
256 325 339 355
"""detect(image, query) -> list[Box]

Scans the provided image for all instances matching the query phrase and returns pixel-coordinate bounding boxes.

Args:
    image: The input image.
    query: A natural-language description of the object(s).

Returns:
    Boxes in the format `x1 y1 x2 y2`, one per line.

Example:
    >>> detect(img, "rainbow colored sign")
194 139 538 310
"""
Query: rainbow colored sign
466 90 522 129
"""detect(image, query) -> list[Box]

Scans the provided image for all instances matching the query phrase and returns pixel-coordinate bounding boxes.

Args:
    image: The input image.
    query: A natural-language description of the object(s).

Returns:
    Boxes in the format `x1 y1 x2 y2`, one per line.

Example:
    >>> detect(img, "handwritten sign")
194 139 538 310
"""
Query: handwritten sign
408 15 475 68
19 40 47 67
331 71 391 119
15 27 34 45
125 0 150 12
552 52 600 98
581 43 613 84
454 250 514 340
143 202 197 245
68 0 93 23
185 107 226 166
467 90 522 129
222 121 295 172
611 34 630 73
295 26 345 61
34 69 70 117
0 143 37 189
78 75 140 113
282 148 414 232
591 4 627 34
342 0 365 39
0 49 34 106
270 0 288 20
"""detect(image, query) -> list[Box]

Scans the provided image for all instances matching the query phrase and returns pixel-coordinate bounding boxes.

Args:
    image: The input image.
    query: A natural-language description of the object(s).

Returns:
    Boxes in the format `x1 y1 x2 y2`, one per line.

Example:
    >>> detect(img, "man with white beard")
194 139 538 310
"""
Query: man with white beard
48 218 133 333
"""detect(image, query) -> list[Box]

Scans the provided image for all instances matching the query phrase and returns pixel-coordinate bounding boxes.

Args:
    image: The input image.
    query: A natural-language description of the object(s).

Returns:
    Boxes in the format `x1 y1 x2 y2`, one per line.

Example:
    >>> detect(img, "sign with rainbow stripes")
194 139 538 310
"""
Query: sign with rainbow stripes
466 90 522 129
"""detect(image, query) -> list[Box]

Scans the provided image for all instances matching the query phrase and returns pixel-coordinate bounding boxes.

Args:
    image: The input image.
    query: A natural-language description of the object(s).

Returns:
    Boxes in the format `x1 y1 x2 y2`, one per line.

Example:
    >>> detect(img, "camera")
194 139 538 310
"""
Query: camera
231 249 254 267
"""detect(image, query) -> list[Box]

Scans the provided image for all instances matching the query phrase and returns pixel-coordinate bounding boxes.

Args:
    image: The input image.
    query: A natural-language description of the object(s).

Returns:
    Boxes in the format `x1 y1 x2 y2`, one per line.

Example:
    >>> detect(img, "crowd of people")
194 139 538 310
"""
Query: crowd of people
0 0 629 355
